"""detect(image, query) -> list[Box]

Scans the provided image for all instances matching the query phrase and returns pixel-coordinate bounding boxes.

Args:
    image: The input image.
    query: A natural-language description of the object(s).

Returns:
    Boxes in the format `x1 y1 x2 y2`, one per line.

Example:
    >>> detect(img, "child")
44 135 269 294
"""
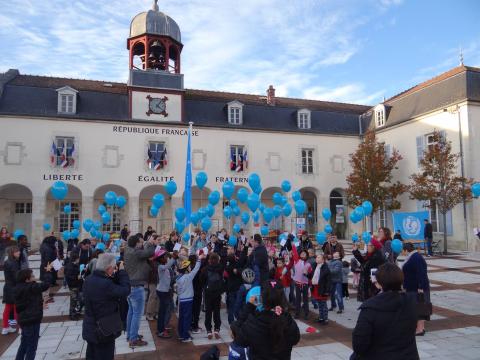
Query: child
14 265 52 360
156 250 177 338
350 257 361 289
201 253 225 339
342 260 350 300
225 246 242 325
233 268 256 319
274 257 293 302
328 252 344 314
291 246 312 319
64 253 83 320
311 254 331 324
176 253 205 342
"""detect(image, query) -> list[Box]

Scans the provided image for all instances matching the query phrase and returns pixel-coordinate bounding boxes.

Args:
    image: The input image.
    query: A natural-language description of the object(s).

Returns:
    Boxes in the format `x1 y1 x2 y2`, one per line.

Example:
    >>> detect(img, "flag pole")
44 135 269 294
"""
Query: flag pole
185 122 193 247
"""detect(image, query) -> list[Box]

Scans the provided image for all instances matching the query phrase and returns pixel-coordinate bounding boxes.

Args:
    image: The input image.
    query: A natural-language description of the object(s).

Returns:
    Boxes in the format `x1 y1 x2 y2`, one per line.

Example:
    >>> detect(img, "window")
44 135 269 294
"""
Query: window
301 149 314 174
429 200 440 233
377 205 387 228
58 202 80 233
52 136 75 168
102 204 122 232
15 202 32 214
297 110 311 129
374 105 385 128
61 94 74 113
229 145 247 172
56 86 78 114
147 141 167 170
227 101 244 125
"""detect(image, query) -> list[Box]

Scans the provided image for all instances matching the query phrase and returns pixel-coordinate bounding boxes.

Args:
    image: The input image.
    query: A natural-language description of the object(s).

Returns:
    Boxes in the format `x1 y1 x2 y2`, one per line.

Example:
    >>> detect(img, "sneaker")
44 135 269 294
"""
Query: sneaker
191 328 201 334
157 331 171 339
207 332 213 340
129 339 148 348
316 318 325 323
1 328 12 335
214 331 220 339
328 307 336 312
181 337 193 343
337 310 344 314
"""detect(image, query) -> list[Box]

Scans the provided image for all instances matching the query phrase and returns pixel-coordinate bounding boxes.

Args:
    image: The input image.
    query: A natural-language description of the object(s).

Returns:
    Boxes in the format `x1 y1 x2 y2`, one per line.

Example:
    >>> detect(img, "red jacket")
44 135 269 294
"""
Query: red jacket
274 263 293 288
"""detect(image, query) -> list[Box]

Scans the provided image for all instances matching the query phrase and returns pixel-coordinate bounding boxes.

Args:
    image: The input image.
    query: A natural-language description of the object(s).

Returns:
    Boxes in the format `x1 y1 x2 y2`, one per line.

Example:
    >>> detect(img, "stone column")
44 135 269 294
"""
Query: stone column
81 195 93 238
31 196 46 250
128 196 140 234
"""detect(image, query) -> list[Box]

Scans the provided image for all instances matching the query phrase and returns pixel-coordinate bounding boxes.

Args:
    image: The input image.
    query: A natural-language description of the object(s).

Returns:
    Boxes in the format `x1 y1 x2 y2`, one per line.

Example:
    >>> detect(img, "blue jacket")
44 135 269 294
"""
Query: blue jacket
402 252 430 292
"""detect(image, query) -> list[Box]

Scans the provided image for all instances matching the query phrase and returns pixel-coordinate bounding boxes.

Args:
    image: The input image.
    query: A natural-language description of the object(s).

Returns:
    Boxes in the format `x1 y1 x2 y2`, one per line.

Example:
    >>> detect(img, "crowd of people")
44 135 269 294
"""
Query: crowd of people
0 223 432 360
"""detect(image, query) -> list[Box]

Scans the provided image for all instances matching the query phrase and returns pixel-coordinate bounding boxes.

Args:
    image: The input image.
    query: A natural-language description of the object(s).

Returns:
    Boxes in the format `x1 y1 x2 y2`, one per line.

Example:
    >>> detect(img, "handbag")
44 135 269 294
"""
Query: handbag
416 292 433 320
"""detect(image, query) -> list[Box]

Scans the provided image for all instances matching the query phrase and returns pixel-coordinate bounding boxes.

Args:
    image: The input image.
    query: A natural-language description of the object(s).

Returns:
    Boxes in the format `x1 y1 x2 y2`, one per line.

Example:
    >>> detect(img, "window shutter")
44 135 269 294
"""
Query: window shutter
416 136 425 166
446 209 453 236
439 130 446 142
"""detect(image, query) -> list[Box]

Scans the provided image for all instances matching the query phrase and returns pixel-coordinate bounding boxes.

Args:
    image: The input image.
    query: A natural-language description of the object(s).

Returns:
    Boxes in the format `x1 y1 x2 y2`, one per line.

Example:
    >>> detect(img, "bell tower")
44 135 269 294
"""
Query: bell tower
127 0 184 122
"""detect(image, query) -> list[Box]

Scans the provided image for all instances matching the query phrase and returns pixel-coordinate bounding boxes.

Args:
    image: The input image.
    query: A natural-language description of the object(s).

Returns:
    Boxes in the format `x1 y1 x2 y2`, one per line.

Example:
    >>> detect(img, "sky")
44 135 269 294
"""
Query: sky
0 0 478 105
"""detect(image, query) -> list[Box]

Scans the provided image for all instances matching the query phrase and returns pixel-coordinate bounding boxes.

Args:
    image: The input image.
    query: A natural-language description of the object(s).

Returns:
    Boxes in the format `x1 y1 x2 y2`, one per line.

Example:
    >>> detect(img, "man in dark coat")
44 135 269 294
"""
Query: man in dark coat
249 234 269 286
224 246 243 324
423 219 433 256
82 254 130 360
39 236 57 300
71 239 93 266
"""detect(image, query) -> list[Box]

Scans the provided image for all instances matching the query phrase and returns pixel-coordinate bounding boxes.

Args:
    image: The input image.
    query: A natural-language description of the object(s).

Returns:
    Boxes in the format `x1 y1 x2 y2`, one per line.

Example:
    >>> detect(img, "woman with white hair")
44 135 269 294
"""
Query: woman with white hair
82 253 130 360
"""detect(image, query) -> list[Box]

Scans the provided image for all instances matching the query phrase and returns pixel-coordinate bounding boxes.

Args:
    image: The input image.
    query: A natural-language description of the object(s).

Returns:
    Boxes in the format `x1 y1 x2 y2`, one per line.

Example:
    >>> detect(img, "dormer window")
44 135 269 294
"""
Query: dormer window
56 86 78 114
297 109 311 129
227 100 244 125
374 104 385 128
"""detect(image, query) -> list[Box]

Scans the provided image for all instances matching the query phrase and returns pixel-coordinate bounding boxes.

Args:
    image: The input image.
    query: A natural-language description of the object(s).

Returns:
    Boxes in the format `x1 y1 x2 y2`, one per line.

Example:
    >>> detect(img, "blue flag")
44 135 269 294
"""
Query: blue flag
184 125 192 226
392 211 429 240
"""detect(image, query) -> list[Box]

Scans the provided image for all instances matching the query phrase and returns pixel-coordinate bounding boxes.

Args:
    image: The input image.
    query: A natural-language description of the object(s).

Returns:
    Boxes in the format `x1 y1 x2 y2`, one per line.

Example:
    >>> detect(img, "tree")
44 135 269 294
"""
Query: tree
409 130 473 254
346 130 407 229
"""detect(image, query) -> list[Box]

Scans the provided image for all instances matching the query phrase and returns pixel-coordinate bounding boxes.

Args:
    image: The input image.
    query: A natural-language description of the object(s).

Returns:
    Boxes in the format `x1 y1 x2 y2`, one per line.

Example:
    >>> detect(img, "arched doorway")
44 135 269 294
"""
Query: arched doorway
139 185 172 235
299 188 318 234
261 187 284 230
0 184 33 238
93 185 128 234
46 184 82 235
329 189 346 238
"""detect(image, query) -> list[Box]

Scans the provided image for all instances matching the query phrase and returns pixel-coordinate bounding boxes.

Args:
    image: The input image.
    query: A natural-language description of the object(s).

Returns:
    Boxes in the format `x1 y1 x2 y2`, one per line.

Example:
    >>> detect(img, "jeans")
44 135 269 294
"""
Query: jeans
283 287 290 303
426 237 433 255
204 294 221 332
330 282 344 310
178 299 193 339
318 300 328 321
15 322 40 360
85 340 115 360
342 283 349 298
226 291 238 324
69 288 82 317
156 291 170 334
126 286 145 341
294 283 309 318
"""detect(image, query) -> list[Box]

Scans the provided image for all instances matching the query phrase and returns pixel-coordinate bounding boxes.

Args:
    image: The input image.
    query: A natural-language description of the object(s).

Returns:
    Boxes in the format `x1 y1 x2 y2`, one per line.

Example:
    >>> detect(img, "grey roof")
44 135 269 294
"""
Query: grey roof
130 8 181 44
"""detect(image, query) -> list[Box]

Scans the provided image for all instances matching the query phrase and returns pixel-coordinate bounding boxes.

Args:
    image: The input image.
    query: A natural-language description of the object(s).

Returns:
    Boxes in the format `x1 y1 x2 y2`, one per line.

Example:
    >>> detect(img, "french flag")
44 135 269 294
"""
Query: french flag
161 148 168 167
243 149 248 169
50 141 57 165
230 147 236 171
236 152 243 172
67 144 75 167
147 148 153 168
154 152 162 170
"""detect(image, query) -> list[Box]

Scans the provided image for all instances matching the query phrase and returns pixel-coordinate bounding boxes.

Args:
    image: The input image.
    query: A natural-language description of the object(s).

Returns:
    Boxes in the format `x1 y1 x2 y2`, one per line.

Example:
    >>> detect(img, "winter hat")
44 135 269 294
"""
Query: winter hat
370 238 383 250
179 259 191 270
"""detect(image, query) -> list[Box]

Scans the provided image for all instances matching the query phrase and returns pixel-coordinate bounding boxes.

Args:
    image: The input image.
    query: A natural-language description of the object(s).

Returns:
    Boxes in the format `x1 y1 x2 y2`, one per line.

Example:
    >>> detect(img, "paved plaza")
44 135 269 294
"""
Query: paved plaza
2 242 480 359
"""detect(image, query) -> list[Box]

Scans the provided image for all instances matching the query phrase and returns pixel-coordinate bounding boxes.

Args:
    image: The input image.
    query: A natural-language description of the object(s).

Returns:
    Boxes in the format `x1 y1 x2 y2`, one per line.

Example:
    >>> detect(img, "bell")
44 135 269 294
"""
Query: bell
150 40 162 49
148 52 156 59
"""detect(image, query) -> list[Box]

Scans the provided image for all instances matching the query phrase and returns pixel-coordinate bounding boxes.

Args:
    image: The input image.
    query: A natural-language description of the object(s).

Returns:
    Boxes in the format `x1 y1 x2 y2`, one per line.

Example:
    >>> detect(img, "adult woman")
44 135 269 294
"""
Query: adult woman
82 253 130 360
165 231 179 253
352 239 385 302
0 227 10 268
3 246 21 334
402 242 431 336
351 263 419 360
39 236 58 302
231 283 300 360
378 227 394 263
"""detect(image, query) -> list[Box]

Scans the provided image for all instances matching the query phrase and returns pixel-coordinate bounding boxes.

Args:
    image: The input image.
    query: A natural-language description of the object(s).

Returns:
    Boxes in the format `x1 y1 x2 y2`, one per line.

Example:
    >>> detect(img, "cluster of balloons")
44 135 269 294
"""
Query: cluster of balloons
314 207 333 246
472 183 480 198
150 181 177 217
349 201 373 224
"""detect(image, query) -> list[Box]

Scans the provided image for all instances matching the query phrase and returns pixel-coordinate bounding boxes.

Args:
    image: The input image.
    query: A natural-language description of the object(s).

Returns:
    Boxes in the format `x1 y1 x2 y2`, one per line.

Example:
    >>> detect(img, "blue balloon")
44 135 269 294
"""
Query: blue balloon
263 208 274 223
352 233 359 243
104 191 117 206
152 193 165 208
252 185 262 195
201 217 212 231
222 181 235 200
63 204 71 214
282 203 292 217
247 193 260 212
228 235 238 247
50 181 68 200
175 208 186 222
93 220 101 230
223 206 233 219
101 212 111 225
115 195 127 208
292 190 301 202
150 205 159 217
89 229 96 238
96 243 106 251
281 180 291 193
98 205 106 215
294 200 307 215
182 232 190 242
362 231 371 244
246 285 261 304
62 230 71 241
72 220 80 229
280 196 288 206
198 207 207 219
233 206 241 217
260 225 269 236
272 192 283 206
273 205 282 218
252 211 260 223
322 208 332 221
349 212 360 224
324 224 333 233
43 223 51 231
248 173 261 191
229 199 238 208
206 204 215 217
362 201 373 216
71 229 80 239
13 229 24 240
472 182 480 198
391 239 403 254
279 233 287 242
208 191 221 206
102 233 110 242
354 206 365 219
237 188 249 203
190 212 200 225
165 181 177 196
95 230 103 239
233 224 241 234
316 232 327 245
241 211 250 225
259 203 266 214
175 221 185 233
195 172 208 190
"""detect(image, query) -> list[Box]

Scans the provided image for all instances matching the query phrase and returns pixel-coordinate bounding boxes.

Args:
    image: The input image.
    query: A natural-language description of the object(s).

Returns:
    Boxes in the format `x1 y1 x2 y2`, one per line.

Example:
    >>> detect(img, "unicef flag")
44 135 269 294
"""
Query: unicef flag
392 211 429 240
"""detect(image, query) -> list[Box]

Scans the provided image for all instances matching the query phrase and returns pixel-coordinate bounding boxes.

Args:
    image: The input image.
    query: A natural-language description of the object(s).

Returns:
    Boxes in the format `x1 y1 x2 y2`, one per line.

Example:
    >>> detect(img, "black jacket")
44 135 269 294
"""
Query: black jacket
65 261 83 289
316 263 331 296
71 246 93 266
249 245 269 285
40 237 57 281
165 239 175 253
82 269 130 344
14 274 52 326
200 262 225 298
231 302 300 360
353 249 385 301
352 291 419 360
3 258 21 304
225 254 242 293
424 223 433 239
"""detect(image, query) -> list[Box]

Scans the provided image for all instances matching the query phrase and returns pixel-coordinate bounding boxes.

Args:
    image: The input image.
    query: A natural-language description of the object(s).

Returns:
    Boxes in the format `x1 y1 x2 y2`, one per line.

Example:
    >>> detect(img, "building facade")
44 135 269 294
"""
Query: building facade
0 2 479 250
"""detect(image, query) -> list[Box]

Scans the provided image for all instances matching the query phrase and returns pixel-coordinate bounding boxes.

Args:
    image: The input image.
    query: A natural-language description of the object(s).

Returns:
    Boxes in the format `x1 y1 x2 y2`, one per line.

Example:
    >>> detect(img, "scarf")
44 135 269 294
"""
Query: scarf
312 263 322 284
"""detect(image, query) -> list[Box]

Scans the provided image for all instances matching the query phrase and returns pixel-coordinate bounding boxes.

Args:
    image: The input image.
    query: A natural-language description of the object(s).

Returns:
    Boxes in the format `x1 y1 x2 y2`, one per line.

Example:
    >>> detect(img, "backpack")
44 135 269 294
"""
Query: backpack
205 269 224 295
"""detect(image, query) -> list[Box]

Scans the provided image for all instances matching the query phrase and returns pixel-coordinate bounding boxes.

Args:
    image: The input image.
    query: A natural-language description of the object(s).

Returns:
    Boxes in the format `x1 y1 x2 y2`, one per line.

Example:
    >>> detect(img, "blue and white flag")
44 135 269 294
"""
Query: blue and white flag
392 211 429 240
184 124 193 225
